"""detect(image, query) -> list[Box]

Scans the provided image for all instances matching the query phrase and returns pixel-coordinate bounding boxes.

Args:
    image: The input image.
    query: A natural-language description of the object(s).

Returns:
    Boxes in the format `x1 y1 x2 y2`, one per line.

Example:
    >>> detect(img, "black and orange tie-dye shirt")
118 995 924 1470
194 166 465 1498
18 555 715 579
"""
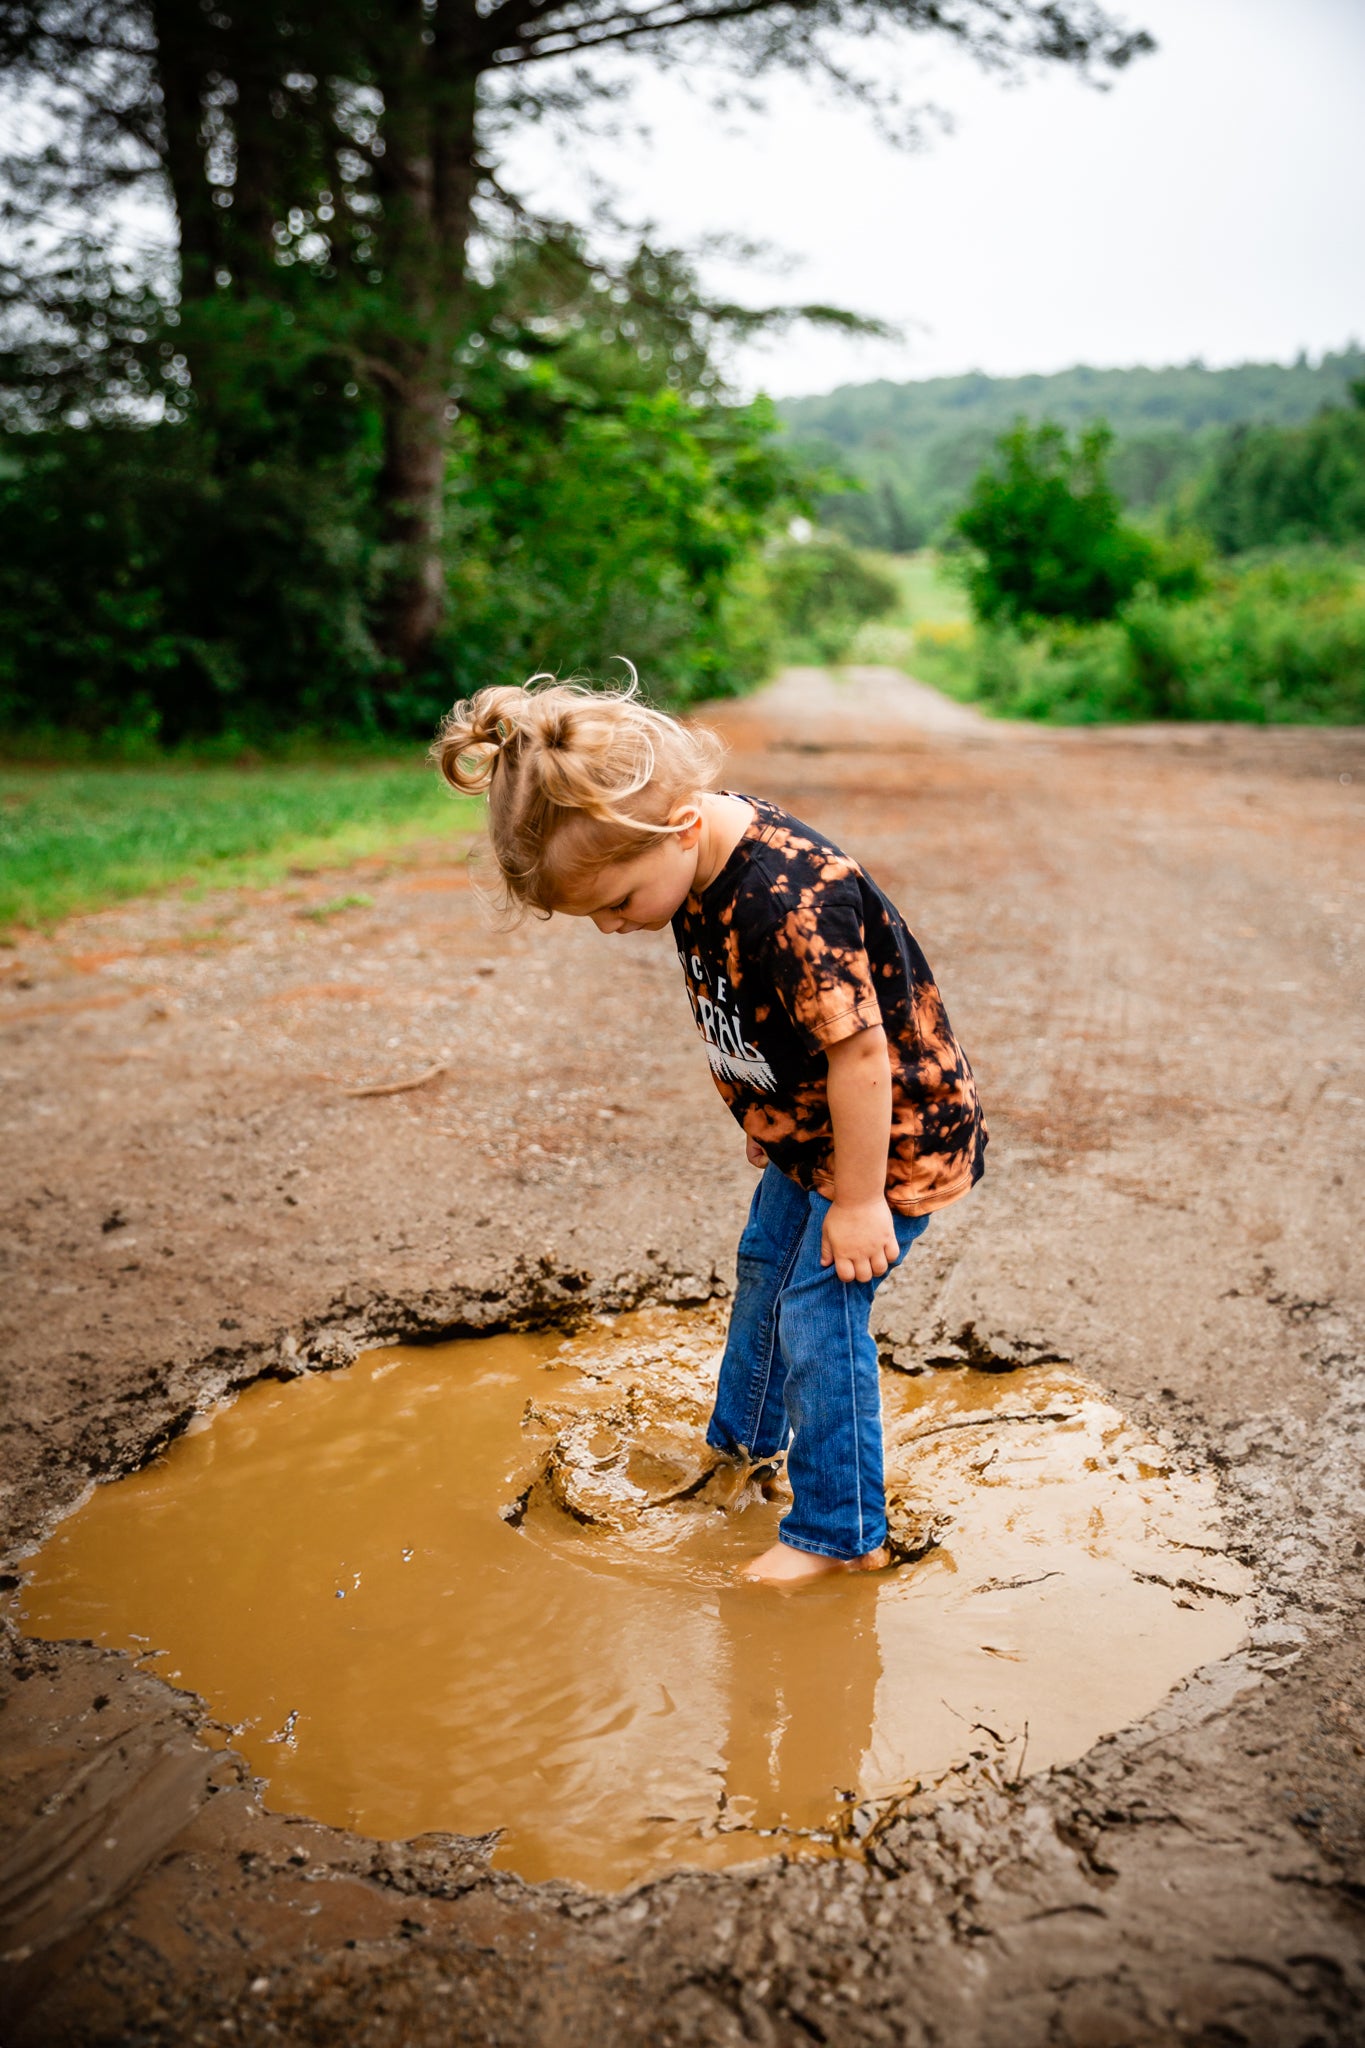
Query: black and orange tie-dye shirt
671 795 986 1216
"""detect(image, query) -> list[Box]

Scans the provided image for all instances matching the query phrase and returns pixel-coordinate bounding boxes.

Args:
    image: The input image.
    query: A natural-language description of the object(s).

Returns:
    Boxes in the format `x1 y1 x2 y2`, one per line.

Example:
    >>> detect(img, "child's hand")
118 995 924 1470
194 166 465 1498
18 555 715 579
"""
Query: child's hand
745 1133 768 1168
821 1197 900 1284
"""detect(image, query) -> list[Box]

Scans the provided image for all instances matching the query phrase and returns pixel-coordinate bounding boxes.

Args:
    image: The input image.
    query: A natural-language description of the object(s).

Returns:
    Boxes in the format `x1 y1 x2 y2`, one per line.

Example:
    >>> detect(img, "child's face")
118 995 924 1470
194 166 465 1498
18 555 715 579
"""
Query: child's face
552 807 702 935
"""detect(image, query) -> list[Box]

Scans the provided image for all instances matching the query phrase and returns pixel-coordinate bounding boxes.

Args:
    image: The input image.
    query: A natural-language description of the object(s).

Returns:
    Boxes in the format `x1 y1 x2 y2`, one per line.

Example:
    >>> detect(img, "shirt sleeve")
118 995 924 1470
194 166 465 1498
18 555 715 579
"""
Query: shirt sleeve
769 878 884 1053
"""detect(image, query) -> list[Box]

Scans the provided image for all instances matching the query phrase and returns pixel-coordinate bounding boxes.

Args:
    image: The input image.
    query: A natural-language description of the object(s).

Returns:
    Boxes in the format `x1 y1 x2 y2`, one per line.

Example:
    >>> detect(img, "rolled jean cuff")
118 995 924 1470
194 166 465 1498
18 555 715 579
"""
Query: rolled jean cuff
707 1416 789 1463
706 1421 763 1460
778 1524 887 1562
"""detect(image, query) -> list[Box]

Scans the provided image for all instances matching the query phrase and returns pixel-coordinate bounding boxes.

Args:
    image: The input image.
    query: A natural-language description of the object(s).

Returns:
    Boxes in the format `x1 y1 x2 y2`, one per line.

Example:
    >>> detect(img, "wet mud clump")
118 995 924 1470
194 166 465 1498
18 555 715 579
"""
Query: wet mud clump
515 1322 780 1547
12 1307 1253 1894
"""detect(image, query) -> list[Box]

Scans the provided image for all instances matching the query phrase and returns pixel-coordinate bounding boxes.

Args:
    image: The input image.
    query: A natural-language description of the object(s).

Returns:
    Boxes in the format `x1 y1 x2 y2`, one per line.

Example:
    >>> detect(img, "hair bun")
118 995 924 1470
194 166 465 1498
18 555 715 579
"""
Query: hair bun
430 684 530 794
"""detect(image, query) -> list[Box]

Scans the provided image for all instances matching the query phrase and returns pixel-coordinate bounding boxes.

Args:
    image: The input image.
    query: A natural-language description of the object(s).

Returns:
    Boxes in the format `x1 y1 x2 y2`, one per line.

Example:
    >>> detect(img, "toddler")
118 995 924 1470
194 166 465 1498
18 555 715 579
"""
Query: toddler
435 674 987 1585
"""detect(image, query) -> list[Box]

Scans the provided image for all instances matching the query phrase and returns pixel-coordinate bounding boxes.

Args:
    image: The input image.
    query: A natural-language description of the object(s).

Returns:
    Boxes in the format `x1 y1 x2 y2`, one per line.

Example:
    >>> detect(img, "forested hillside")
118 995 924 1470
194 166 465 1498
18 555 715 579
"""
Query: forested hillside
783 349 1365 547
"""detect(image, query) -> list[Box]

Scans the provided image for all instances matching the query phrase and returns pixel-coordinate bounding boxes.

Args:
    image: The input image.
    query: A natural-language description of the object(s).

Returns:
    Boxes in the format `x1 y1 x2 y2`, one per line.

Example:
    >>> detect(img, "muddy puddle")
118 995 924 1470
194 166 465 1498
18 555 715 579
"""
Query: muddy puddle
12 1308 1253 1892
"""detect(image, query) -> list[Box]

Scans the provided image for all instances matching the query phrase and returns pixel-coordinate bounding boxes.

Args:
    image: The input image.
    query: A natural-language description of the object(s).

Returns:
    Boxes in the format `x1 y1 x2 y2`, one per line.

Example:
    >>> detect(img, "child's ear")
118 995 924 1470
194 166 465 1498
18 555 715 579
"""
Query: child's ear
670 800 703 848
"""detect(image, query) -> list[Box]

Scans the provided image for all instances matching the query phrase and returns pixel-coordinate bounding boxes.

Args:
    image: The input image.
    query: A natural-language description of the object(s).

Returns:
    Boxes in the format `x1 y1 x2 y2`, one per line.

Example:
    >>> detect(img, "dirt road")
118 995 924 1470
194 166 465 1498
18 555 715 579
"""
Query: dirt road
3 672 1364 2046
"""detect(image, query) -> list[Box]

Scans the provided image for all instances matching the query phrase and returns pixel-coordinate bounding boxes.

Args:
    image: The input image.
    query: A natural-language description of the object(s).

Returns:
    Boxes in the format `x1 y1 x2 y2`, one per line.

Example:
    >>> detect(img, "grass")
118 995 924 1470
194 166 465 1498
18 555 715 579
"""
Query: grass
296 891 376 922
843 550 980 702
880 551 971 628
0 761 481 933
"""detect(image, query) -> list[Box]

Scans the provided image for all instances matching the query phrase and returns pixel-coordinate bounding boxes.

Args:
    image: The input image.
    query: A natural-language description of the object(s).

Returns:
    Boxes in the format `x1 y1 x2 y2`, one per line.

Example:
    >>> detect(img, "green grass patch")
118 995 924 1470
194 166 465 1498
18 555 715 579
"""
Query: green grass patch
0 762 480 932
880 551 971 628
296 891 376 922
842 550 979 702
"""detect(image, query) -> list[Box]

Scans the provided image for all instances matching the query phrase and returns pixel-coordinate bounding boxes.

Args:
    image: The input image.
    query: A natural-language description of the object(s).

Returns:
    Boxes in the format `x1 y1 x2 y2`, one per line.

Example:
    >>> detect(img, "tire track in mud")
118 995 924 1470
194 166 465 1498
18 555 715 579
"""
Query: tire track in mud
2 682 1364 2043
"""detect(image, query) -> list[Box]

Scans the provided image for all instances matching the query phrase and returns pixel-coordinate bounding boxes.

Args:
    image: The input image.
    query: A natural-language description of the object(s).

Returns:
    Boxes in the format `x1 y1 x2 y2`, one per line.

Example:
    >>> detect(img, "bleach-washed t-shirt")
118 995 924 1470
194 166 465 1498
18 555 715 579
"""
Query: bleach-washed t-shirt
671 795 986 1216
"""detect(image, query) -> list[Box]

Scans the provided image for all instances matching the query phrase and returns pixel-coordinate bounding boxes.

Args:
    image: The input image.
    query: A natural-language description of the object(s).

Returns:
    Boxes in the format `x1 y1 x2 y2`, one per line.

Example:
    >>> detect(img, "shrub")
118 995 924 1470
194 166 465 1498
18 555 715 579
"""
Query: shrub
427 365 796 720
0 426 384 748
962 555 1365 724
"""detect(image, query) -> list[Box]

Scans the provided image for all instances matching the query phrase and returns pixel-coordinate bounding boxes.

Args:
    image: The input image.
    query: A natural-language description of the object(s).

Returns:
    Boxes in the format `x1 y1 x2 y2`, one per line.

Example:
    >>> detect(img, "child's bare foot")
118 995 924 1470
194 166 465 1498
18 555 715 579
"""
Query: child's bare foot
738 1541 891 1584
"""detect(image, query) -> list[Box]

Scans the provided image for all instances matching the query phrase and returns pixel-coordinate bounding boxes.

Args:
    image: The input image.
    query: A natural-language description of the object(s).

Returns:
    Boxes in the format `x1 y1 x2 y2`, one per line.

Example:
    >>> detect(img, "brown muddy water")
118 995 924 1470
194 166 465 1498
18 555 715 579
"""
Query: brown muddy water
12 1308 1253 1892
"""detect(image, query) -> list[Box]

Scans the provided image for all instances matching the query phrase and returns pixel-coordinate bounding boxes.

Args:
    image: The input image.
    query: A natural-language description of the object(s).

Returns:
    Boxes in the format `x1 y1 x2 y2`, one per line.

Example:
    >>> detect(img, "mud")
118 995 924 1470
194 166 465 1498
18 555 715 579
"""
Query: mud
2 672 1364 2043
13 1307 1250 1894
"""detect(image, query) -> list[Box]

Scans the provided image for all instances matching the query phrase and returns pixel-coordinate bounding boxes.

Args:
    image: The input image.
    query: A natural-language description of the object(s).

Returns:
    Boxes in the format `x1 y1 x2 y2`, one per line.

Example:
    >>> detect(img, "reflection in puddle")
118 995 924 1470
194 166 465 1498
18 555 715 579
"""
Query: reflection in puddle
13 1309 1253 1891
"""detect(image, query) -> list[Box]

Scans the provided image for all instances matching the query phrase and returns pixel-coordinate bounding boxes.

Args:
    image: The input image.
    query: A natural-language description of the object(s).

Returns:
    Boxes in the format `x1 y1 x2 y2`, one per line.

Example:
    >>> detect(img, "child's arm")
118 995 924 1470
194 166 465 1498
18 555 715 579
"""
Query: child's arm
822 1026 900 1283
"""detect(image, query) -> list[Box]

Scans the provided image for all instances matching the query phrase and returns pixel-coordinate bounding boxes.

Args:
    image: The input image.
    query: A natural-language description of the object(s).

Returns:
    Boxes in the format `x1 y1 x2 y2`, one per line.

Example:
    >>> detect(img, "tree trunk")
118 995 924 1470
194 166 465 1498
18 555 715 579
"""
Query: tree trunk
146 0 219 303
369 2 481 673
222 11 285 290
376 375 451 666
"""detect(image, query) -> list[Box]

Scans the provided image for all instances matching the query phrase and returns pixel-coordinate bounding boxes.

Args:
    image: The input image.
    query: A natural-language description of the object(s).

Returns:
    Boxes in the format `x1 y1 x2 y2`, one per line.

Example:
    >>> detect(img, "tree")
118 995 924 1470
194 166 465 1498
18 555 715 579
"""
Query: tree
0 0 1153 674
954 419 1201 628
0 241 818 740
1194 385 1365 554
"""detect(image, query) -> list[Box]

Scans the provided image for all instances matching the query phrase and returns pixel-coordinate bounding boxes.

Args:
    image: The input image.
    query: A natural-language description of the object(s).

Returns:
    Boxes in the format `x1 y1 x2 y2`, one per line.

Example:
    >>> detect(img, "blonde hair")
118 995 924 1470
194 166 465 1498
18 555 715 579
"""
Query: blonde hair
431 667 724 914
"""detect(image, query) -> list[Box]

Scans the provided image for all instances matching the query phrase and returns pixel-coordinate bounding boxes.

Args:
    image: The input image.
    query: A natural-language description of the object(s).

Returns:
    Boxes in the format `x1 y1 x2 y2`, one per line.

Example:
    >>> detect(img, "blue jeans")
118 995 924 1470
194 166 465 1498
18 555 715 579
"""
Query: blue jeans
707 1163 930 1559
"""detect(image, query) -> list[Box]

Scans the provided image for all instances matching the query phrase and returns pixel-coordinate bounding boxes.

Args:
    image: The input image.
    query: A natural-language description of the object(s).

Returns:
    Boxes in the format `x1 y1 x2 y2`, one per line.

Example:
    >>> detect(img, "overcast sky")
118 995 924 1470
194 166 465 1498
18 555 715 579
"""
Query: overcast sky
506 0 1365 397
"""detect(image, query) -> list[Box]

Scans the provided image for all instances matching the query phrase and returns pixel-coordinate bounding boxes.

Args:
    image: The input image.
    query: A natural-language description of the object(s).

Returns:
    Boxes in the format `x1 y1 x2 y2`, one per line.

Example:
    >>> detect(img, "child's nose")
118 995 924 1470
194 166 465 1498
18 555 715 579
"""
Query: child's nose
592 911 622 934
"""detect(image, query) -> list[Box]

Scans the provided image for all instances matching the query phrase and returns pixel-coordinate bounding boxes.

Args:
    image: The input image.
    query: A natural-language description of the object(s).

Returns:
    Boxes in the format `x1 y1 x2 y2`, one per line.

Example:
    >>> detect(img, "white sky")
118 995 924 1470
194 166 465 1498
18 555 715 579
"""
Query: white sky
506 0 1365 397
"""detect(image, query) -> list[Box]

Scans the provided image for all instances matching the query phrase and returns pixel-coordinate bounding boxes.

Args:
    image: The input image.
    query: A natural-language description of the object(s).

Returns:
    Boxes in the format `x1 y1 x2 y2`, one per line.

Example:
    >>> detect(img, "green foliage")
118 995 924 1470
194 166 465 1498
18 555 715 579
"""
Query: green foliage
2 2 1136 669
428 325 805 715
0 764 478 930
782 350 1365 548
0 258 846 743
0 422 385 746
1194 388 1365 553
954 421 1206 628
959 556 1365 725
0 0 1159 695
760 532 899 663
